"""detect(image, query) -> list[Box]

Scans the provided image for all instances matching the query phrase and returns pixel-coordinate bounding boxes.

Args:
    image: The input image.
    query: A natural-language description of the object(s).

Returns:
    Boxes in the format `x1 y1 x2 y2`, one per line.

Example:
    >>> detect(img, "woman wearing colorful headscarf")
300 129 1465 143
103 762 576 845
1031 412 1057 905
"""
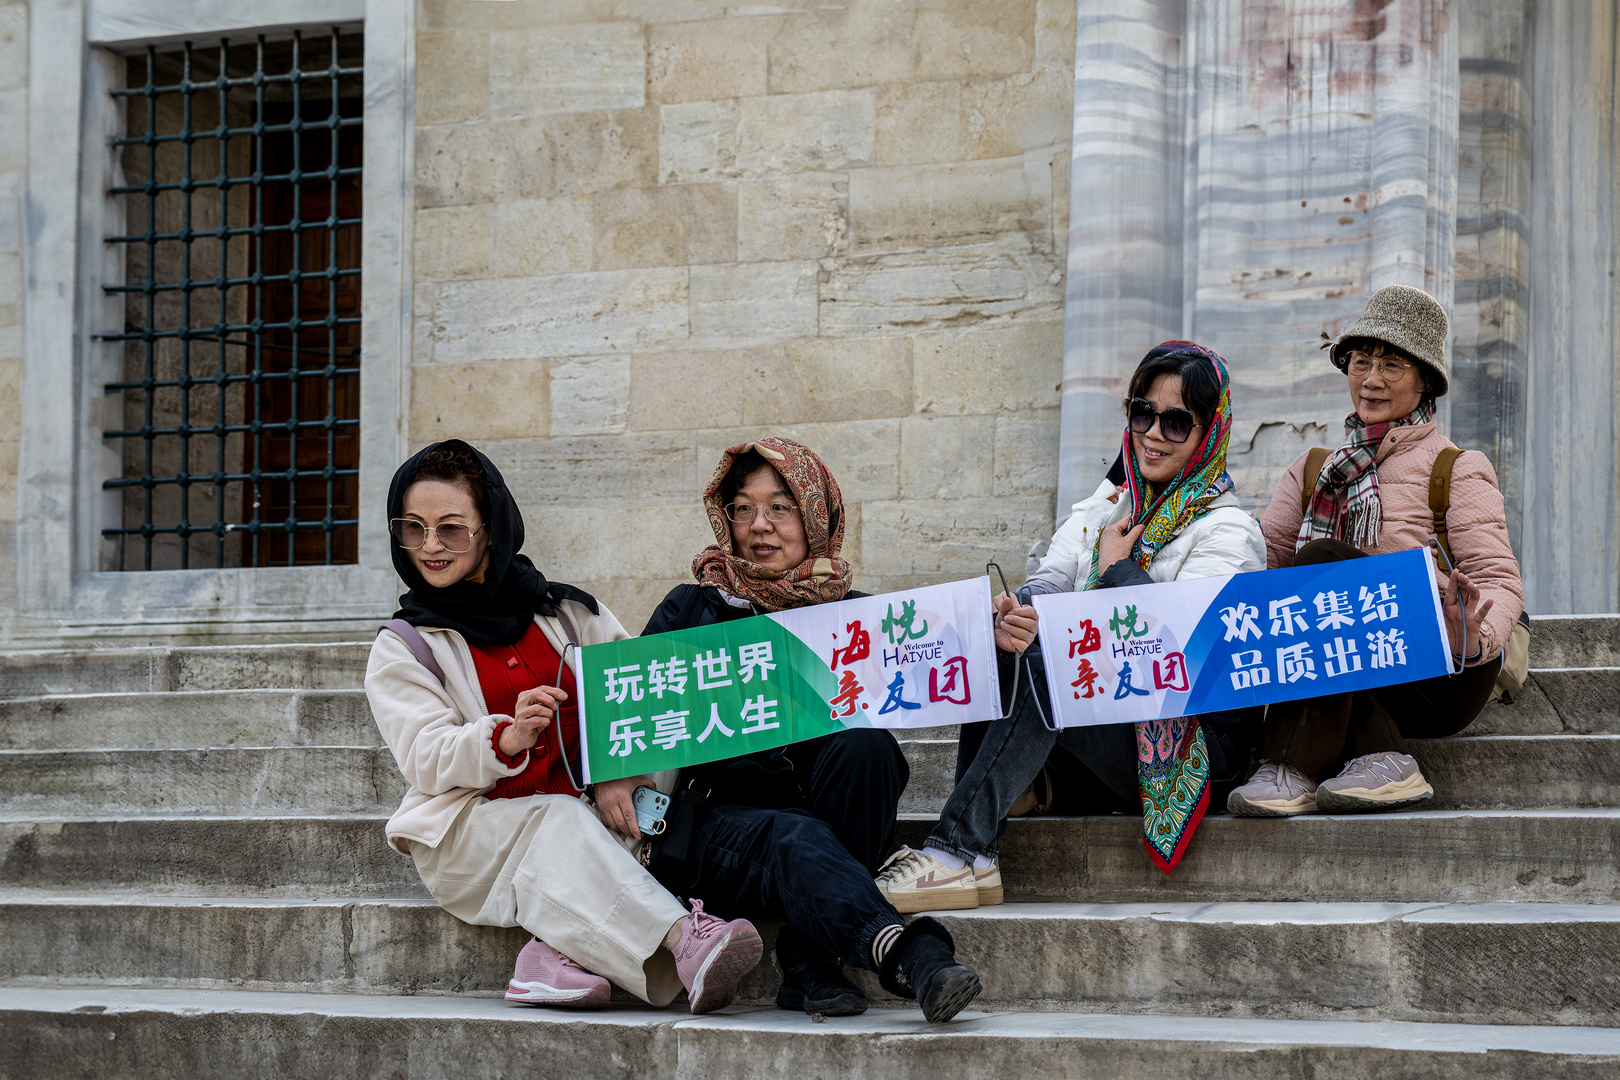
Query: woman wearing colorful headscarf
366 440 763 1014
1228 286 1523 816
876 343 1266 907
637 437 1037 1023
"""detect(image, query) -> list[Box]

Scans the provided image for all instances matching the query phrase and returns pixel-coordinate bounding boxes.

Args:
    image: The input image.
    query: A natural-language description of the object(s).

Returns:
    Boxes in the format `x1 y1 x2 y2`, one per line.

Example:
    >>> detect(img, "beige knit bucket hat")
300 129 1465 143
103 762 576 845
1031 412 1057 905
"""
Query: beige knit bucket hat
1329 284 1450 397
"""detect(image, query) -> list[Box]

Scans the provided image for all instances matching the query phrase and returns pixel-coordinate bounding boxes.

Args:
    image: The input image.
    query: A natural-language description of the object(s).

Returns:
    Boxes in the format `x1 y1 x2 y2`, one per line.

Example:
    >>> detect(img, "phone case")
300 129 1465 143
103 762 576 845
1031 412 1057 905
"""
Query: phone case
632 786 670 836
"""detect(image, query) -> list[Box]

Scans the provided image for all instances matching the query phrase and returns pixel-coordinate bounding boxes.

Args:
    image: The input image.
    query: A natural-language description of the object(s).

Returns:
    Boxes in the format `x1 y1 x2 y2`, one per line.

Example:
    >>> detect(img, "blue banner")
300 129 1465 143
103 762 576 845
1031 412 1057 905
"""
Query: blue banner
1031 548 1452 727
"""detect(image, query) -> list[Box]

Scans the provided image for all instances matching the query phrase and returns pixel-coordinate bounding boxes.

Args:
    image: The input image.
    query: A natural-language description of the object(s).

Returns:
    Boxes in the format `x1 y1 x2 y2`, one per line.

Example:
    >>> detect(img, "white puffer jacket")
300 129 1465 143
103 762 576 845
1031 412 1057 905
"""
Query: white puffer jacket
1026 478 1266 594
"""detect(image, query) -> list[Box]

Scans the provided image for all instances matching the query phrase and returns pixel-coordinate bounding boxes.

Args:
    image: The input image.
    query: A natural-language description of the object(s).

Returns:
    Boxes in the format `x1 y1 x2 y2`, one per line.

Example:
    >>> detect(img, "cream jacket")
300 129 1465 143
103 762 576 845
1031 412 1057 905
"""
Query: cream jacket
366 601 673 853
1259 422 1525 664
1026 478 1267 594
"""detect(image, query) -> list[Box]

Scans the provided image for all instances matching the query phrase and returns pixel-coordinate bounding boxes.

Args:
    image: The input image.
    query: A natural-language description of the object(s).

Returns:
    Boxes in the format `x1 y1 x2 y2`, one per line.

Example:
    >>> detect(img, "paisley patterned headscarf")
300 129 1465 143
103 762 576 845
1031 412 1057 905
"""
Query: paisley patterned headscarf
692 438 854 612
1079 342 1235 875
1085 341 1236 590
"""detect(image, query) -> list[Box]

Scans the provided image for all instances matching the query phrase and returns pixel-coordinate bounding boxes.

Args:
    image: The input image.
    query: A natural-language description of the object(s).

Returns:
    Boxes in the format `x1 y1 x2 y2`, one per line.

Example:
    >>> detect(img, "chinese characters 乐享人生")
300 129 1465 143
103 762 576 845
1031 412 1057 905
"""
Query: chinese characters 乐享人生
1229 285 1525 816
365 439 762 1012
875 342 1268 901
637 437 1037 1022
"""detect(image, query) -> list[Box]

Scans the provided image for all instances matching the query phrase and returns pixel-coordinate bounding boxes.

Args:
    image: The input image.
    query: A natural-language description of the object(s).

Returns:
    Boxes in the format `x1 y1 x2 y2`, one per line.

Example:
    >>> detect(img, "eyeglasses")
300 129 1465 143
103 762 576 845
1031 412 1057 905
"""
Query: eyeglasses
1344 351 1419 383
724 501 802 524
1127 398 1201 444
390 518 484 552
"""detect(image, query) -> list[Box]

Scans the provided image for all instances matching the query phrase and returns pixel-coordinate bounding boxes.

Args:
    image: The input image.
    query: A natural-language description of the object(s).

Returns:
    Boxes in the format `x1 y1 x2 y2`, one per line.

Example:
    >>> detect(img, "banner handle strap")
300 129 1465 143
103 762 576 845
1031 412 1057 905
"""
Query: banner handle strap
553 641 587 793
986 562 1046 726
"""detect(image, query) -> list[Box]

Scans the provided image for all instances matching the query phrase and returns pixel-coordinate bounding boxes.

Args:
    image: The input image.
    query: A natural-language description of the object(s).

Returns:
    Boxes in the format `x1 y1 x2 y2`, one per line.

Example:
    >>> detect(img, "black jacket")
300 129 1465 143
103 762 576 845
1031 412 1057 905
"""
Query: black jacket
641 584 871 810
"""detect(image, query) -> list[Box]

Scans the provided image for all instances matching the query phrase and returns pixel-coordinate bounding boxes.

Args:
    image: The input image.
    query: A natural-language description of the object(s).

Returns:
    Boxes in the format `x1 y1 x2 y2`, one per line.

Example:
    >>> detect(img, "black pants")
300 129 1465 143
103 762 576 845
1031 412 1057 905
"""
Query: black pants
654 728 910 973
1257 538 1501 781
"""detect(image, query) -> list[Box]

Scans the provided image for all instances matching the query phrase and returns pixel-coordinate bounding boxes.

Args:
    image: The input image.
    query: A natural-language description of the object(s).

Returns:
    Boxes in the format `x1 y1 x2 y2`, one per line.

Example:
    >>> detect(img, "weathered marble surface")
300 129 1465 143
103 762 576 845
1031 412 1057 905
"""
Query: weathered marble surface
1060 0 1618 614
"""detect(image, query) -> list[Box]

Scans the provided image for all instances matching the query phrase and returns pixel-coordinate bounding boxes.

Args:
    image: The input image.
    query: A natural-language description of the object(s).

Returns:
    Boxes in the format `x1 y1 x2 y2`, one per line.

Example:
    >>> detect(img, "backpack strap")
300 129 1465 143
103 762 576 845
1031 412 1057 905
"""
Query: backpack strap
378 619 446 687
1429 446 1465 567
1299 447 1332 515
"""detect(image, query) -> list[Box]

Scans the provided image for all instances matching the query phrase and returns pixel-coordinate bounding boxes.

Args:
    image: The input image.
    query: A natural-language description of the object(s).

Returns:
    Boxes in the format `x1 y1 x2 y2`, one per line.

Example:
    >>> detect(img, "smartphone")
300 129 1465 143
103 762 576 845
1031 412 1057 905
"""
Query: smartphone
632 785 670 836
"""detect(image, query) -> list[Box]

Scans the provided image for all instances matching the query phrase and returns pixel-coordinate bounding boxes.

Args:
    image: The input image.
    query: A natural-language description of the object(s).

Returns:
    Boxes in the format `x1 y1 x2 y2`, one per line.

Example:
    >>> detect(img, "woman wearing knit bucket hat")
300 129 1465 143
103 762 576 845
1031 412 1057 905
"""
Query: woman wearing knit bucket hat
1228 285 1525 816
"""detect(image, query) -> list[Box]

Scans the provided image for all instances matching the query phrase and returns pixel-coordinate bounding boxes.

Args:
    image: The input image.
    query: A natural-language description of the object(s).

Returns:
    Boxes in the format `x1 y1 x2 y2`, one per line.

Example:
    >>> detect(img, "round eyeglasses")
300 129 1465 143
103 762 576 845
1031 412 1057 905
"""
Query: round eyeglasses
390 519 484 552
1127 398 1201 444
724 502 802 524
1344 351 1419 383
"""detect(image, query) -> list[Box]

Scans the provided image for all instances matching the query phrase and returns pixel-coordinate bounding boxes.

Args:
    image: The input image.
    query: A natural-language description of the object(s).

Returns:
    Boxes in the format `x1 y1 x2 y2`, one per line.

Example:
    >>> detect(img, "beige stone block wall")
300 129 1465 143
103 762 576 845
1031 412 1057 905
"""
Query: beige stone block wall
410 0 1077 631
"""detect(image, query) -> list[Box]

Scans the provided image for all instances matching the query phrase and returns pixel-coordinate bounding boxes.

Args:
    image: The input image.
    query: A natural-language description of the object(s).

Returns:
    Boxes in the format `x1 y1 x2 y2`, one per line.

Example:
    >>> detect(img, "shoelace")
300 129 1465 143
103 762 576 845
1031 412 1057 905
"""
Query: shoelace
679 899 725 956
876 846 929 884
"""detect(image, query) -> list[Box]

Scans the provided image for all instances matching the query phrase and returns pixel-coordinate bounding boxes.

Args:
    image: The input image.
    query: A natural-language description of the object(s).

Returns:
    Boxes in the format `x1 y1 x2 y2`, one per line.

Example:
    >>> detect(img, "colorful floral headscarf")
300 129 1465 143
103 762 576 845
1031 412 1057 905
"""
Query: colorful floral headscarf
692 438 853 612
1085 341 1236 590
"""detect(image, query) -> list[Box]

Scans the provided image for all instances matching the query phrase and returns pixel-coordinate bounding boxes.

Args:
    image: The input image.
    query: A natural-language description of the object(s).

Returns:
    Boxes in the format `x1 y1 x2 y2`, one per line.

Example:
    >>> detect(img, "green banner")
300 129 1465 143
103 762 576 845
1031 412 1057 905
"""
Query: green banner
578 613 846 783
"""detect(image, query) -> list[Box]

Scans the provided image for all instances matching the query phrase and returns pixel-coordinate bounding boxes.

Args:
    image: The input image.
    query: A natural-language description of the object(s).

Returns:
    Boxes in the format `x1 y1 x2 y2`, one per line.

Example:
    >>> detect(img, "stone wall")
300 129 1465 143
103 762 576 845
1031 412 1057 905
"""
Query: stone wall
408 0 1080 632
0 1 25 618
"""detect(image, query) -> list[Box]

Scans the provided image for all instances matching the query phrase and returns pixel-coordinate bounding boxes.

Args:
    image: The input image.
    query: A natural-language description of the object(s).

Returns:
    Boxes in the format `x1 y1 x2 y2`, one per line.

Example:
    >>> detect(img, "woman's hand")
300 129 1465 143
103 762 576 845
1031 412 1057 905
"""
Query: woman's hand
1098 519 1145 571
497 685 566 758
993 592 1038 654
1442 568 1494 662
593 774 654 840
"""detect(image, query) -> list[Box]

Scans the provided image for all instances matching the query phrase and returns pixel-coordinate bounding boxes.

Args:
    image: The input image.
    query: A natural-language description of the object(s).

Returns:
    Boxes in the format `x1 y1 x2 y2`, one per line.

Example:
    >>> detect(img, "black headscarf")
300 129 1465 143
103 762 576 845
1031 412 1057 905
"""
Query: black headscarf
388 441 599 646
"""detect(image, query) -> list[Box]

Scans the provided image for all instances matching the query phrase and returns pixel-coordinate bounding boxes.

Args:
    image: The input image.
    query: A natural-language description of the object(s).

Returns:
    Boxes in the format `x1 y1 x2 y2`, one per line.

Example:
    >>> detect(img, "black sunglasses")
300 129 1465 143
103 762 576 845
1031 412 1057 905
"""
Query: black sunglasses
1127 398 1200 444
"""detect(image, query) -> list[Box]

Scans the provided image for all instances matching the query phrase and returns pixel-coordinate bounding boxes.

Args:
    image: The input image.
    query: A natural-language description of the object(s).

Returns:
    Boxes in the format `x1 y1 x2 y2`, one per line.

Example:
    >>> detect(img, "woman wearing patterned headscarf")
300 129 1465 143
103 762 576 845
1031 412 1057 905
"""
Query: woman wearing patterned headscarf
637 437 1037 1024
876 343 1267 907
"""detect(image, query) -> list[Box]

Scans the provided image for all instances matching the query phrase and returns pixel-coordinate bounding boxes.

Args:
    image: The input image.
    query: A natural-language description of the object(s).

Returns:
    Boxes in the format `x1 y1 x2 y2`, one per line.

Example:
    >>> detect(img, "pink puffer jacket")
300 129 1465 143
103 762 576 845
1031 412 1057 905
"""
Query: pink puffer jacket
1259 422 1525 665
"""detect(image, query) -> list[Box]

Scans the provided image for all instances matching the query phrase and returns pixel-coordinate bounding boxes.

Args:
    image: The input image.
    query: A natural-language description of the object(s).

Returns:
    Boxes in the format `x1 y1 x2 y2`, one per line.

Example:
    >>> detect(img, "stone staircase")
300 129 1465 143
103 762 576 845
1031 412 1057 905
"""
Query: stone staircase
3 618 1619 1076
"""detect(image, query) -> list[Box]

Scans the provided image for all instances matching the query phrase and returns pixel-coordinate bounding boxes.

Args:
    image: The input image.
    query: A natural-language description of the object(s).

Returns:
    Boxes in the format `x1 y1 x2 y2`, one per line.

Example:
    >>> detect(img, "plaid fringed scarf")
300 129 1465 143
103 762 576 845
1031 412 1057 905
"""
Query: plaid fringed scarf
1086 341 1235 874
1297 403 1434 552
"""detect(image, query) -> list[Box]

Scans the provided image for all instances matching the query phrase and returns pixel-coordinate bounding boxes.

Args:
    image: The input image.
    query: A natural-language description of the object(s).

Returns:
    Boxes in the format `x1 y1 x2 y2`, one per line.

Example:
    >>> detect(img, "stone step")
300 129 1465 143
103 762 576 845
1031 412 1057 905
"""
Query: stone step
9 987 1620 1080
0 642 372 698
1 670 1609 756
4 732 1614 818
1476 667 1620 734
0 748 402 817
0 615 1608 699
1 896 1616 1028
5 810 1617 905
0 690 378 750
1527 615 1620 668
893 733 1620 814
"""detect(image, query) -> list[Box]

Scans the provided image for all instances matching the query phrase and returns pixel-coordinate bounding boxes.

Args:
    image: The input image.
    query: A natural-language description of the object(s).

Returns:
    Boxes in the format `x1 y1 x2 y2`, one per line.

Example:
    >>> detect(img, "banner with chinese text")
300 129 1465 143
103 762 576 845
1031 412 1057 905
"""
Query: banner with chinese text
1031 548 1451 727
579 577 1001 782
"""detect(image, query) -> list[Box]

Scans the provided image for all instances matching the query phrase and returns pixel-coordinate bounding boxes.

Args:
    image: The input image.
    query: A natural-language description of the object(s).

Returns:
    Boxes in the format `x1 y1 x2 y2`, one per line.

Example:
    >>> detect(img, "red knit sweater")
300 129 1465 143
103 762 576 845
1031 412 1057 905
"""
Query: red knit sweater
470 622 583 800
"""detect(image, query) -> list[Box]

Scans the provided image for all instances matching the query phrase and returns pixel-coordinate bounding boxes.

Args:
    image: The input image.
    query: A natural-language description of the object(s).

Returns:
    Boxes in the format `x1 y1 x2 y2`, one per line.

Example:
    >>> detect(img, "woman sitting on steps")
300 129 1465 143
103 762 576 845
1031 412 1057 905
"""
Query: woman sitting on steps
365 439 761 1013
1228 285 1526 816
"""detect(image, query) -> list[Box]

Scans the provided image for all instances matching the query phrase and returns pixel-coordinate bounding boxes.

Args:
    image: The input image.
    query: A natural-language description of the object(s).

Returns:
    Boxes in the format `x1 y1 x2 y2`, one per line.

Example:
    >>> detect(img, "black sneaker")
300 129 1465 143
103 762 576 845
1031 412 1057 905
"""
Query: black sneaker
776 958 867 1016
877 916 982 1023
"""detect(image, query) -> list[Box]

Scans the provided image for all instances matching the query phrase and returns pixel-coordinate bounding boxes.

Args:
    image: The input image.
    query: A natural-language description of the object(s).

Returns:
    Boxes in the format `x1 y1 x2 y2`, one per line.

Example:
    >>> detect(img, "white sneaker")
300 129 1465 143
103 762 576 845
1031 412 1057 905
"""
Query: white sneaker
875 846 979 914
1226 760 1318 817
974 860 1003 906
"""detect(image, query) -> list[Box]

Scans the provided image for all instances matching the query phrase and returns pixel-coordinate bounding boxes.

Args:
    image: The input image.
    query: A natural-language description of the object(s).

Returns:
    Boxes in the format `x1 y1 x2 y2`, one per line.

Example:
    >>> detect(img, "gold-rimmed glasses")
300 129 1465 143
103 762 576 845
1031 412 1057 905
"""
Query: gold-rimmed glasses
390 519 484 552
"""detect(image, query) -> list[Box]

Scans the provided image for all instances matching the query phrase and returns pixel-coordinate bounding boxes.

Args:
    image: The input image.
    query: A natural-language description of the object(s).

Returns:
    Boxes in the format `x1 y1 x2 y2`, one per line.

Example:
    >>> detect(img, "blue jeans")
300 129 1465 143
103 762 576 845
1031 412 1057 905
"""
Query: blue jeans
925 648 1253 862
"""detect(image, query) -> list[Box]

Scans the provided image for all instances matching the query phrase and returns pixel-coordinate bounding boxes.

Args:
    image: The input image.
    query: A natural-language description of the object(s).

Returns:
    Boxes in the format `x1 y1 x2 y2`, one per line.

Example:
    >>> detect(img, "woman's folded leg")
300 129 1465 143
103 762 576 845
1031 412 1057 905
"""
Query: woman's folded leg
411 794 689 1006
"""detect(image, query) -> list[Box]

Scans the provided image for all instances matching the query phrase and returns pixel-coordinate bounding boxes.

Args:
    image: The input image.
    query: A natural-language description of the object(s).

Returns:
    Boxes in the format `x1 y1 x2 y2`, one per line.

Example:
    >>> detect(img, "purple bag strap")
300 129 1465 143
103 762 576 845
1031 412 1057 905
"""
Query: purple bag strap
379 619 446 687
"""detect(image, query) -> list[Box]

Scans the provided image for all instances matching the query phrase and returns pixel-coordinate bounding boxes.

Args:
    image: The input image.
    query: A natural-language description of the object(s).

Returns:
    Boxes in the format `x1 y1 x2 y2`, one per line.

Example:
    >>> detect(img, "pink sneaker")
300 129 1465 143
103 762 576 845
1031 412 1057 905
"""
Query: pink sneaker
672 900 763 1014
505 938 611 1008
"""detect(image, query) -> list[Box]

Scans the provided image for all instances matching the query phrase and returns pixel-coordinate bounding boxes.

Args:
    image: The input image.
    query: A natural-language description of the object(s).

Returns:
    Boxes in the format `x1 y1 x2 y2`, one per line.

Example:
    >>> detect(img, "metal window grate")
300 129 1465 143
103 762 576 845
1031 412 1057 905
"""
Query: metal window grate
100 28 364 570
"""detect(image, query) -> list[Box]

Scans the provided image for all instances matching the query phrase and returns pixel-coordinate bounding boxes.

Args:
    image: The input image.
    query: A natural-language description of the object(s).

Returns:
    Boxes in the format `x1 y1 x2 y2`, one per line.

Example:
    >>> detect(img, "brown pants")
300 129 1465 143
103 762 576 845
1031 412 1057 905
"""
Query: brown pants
1257 539 1501 782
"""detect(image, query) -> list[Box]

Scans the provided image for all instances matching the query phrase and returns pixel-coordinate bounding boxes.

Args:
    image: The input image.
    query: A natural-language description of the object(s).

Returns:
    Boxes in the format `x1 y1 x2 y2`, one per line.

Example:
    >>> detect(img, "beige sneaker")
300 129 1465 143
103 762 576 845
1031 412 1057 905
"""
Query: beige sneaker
974 860 1003 906
1226 760 1318 817
875 846 979 914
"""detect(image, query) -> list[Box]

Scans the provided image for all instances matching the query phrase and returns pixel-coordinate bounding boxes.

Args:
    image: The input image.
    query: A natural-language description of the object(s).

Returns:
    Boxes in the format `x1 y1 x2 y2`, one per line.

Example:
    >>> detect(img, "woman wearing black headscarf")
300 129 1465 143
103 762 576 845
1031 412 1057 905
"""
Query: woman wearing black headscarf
366 440 762 1013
